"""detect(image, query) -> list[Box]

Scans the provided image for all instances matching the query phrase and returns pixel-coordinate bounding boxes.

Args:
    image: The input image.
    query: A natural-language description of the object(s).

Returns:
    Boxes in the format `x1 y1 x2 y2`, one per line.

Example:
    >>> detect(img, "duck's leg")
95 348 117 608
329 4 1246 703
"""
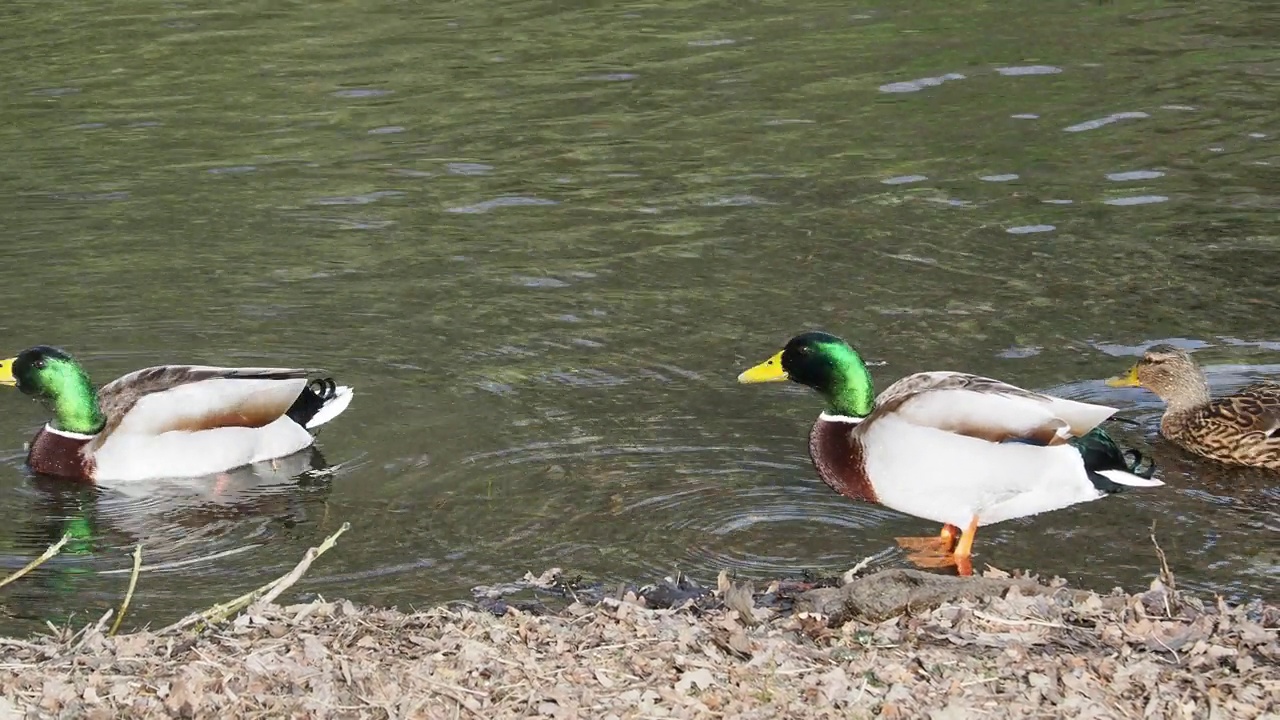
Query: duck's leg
895 523 961 553
952 515 979 577
903 516 979 575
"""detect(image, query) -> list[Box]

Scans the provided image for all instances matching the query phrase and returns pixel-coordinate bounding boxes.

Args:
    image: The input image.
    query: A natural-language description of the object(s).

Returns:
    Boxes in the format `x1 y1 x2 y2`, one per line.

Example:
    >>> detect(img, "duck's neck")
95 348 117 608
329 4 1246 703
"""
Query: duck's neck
822 353 876 418
1159 371 1213 417
47 372 105 436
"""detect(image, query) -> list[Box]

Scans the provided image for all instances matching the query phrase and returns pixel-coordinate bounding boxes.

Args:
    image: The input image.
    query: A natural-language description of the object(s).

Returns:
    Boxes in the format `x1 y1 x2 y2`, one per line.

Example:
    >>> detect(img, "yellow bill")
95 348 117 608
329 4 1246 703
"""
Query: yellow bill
1105 365 1141 388
737 350 788 384
0 357 15 387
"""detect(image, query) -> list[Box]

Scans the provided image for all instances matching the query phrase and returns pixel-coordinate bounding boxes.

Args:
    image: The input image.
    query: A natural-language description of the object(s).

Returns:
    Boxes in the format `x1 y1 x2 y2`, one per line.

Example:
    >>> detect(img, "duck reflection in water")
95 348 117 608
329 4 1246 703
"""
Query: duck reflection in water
4 447 342 624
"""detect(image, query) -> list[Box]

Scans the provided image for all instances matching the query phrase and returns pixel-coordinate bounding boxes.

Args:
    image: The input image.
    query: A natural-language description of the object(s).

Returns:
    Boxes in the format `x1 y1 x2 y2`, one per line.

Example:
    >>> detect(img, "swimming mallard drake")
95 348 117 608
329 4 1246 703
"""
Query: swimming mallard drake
1106 344 1280 470
738 331 1161 574
0 345 354 483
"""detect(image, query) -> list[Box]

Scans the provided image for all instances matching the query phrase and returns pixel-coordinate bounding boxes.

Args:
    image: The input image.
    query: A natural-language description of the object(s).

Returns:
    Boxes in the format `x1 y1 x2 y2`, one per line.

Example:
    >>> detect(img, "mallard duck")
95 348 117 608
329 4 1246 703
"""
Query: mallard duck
738 331 1162 574
1106 344 1280 470
0 345 354 483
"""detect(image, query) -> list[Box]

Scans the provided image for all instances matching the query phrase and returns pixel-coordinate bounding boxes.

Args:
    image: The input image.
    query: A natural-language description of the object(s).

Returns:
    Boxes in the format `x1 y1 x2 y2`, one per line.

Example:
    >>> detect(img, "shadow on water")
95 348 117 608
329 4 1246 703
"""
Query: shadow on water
0 0 1277 629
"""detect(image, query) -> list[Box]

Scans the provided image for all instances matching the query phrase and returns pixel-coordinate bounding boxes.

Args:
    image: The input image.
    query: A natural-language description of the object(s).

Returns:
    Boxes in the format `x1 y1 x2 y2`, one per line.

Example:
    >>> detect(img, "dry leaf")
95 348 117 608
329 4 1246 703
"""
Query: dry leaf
40 679 76 712
302 635 328 663
818 667 850 706
723 583 757 626
676 668 715 694
163 676 198 717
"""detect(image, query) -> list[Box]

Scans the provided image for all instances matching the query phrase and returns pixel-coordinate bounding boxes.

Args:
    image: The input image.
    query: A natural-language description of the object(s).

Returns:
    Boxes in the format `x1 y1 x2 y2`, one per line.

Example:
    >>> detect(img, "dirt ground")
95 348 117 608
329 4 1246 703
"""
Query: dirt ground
0 565 1276 719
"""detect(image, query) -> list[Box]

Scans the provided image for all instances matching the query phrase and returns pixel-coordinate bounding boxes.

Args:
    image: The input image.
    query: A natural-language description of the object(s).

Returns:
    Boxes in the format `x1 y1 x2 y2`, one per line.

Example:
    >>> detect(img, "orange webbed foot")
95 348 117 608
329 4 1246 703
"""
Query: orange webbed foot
952 515 979 576
902 518 978 576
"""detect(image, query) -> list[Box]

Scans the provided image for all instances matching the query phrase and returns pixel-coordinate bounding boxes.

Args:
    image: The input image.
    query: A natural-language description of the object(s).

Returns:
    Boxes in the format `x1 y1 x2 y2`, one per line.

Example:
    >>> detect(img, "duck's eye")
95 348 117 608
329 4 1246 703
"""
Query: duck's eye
32 359 45 369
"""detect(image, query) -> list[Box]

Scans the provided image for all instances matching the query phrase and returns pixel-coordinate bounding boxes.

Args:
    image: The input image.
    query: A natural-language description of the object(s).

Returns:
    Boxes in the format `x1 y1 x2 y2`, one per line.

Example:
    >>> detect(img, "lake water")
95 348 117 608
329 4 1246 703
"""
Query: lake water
1 0 1276 632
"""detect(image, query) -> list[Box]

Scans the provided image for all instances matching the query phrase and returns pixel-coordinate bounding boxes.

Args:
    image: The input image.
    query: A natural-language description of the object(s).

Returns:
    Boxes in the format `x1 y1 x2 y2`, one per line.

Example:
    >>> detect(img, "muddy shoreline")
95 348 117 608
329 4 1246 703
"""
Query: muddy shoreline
2 564 1276 718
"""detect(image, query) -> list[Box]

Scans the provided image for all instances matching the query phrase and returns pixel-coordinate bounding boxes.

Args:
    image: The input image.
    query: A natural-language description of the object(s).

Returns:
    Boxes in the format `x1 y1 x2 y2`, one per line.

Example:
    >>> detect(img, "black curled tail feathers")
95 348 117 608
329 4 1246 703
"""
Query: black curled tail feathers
1122 448 1157 479
1101 415 1156 479
287 377 339 428
1069 427 1157 493
309 378 338 401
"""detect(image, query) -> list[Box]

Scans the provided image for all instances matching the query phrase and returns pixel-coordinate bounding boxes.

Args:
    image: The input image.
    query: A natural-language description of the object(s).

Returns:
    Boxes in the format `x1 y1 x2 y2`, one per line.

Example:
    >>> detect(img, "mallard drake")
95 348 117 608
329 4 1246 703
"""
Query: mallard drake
738 331 1161 575
1106 344 1280 470
0 345 354 483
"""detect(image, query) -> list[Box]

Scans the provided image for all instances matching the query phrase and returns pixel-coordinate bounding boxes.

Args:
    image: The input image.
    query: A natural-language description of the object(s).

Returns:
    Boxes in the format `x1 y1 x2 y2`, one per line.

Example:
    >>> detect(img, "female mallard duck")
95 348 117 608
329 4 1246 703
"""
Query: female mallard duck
0 345 354 483
738 331 1161 574
1106 344 1280 470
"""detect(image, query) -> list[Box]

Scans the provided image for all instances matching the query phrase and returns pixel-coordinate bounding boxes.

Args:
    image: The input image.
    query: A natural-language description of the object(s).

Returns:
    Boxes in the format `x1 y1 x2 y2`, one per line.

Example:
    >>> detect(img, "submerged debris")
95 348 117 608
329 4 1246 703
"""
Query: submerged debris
1 567 1275 718
466 566 845 617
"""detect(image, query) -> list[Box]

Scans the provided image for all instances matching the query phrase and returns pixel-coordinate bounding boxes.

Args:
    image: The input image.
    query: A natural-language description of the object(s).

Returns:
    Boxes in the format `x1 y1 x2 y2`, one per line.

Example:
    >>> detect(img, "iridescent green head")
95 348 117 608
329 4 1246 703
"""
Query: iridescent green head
737 331 876 417
0 346 106 434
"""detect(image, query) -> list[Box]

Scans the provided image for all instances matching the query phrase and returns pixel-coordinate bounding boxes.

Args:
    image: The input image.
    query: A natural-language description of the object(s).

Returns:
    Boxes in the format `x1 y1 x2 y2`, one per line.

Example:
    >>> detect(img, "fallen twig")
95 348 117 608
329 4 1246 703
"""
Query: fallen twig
96 544 259 575
249 523 349 611
971 609 1066 629
158 523 350 635
71 610 115 655
110 544 143 637
0 534 70 590
842 556 875 585
1149 521 1176 595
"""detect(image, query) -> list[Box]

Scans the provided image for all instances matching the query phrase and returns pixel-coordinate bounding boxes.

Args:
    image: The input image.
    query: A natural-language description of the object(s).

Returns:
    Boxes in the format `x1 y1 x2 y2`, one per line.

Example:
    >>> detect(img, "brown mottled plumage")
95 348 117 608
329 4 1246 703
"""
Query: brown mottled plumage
1108 344 1280 470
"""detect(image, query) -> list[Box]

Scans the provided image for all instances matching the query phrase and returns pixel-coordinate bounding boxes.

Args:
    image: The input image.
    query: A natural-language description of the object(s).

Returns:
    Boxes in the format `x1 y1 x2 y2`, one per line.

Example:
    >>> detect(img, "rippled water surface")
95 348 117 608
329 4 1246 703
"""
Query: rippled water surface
1 0 1277 630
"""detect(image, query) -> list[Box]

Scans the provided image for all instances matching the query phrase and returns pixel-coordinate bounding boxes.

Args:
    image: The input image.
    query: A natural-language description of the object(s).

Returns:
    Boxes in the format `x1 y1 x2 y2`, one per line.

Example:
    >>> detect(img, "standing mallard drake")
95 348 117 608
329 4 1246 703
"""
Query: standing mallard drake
0 346 354 483
1106 344 1280 470
738 331 1162 575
